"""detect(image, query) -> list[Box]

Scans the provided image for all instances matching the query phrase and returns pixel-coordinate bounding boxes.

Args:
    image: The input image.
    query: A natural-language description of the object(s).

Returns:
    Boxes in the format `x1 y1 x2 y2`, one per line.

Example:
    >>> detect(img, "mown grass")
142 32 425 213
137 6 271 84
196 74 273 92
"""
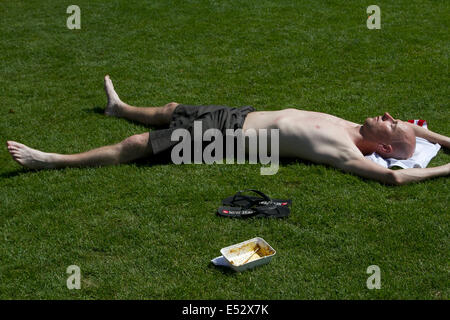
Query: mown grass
0 0 448 299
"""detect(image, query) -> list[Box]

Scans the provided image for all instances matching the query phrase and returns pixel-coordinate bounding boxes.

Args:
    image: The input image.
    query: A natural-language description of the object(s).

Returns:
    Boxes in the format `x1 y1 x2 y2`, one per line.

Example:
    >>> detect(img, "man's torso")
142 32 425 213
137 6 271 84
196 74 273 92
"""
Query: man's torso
242 108 364 165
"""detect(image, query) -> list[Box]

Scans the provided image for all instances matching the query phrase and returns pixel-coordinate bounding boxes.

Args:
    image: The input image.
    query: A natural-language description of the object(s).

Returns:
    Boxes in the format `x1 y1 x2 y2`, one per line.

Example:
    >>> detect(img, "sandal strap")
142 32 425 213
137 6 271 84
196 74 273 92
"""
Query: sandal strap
231 189 272 209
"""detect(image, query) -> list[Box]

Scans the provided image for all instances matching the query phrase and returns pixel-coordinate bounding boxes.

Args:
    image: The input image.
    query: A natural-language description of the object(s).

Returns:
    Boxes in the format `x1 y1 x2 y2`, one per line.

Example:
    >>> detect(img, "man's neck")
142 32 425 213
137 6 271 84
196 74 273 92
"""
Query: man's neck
348 125 378 155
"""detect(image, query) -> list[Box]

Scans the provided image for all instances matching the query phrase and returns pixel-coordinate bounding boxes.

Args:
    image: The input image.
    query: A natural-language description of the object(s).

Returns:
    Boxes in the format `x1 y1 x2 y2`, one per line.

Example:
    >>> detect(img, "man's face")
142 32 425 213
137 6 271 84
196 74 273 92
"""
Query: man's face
363 112 402 143
362 112 416 159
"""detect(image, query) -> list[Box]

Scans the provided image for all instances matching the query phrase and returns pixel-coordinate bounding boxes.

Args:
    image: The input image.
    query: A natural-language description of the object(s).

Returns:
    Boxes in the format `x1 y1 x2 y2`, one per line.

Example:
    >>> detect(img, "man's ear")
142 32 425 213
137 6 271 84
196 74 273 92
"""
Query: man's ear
376 143 393 155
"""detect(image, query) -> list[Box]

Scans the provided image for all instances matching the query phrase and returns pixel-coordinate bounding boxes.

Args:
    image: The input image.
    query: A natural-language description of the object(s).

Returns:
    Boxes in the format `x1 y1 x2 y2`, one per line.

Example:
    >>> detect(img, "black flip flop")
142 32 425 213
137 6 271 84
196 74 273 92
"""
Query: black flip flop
217 203 290 219
222 189 292 208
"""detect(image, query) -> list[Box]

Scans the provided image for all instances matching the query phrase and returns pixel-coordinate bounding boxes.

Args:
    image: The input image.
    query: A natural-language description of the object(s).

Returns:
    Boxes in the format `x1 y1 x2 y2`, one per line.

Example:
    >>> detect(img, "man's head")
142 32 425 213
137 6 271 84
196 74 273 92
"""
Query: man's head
361 112 416 159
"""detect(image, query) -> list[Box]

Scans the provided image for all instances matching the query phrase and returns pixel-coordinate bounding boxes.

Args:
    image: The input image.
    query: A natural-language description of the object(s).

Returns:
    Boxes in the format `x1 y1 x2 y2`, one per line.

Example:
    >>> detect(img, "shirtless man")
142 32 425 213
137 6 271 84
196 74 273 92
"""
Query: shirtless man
6 76 450 185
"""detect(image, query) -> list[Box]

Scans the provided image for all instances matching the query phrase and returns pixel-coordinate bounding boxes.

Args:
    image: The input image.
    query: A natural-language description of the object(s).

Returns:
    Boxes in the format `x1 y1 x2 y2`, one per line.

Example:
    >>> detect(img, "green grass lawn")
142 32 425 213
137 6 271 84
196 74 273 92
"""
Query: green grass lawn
0 0 449 299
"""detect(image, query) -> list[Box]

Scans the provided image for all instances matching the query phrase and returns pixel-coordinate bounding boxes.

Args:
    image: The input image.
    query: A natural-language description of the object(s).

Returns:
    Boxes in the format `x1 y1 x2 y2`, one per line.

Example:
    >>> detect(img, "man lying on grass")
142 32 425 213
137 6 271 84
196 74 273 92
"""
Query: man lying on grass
6 75 450 185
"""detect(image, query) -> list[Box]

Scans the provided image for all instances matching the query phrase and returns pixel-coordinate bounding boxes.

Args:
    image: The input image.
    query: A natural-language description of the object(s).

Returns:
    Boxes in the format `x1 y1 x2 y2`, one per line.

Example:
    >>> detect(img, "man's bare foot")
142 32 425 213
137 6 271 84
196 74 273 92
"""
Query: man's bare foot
104 75 125 117
6 141 55 169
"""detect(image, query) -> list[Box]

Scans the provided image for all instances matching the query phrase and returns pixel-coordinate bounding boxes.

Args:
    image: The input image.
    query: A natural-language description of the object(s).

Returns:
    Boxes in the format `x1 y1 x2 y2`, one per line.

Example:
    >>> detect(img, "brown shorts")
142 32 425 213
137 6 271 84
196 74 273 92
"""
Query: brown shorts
149 104 255 155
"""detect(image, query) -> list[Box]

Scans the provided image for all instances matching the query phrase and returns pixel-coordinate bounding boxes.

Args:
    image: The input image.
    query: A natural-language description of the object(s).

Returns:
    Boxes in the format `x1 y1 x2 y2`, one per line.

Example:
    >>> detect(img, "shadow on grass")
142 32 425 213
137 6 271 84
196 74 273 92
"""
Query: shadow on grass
134 152 173 167
207 262 237 276
0 155 393 188
0 164 90 180
0 156 366 184
133 152 321 170
0 168 41 179
84 106 105 115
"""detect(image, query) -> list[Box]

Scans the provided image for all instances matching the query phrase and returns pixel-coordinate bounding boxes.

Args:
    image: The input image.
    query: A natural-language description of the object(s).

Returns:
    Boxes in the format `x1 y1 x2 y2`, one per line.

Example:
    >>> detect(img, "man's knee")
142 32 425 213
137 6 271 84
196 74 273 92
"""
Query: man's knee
121 133 150 150
163 102 179 114
157 102 179 123
164 102 179 109
119 133 152 161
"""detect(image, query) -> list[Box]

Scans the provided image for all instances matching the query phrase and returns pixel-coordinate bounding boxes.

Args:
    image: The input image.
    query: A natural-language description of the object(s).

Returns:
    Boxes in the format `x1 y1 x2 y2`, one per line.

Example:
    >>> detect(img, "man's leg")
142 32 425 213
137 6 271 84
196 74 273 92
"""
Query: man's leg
6 132 152 169
104 75 179 126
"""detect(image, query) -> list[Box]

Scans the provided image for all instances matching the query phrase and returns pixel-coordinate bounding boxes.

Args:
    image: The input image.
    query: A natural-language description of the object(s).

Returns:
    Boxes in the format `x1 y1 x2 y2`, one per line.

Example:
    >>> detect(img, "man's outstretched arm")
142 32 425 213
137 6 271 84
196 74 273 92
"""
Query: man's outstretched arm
337 157 450 185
